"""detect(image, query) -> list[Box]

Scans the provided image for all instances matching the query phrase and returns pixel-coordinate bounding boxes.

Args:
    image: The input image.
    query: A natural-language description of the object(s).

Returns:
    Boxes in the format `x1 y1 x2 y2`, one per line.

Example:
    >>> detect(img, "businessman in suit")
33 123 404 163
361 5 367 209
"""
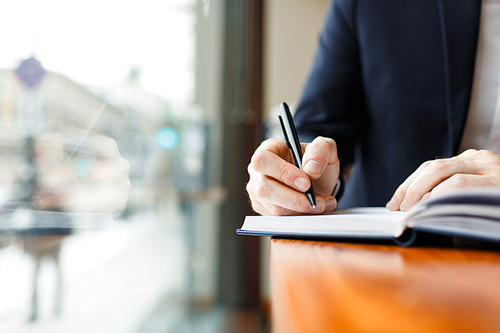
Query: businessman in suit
247 0 500 215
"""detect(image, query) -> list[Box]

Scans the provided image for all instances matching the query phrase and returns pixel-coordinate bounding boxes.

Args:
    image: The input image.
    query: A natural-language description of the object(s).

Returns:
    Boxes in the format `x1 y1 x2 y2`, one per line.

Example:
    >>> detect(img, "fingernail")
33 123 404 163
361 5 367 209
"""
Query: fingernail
386 198 396 211
312 201 325 213
304 160 322 176
294 178 309 192
400 199 408 211
325 198 336 211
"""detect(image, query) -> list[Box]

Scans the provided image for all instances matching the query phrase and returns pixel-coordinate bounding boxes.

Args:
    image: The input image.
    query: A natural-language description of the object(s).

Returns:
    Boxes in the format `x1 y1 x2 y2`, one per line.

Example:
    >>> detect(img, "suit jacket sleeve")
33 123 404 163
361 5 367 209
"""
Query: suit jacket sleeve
294 0 366 170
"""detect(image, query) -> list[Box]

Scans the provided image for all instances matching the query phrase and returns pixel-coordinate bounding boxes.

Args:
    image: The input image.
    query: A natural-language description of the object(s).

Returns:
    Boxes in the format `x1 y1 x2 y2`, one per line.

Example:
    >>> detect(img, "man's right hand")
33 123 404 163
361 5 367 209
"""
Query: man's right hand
246 136 340 216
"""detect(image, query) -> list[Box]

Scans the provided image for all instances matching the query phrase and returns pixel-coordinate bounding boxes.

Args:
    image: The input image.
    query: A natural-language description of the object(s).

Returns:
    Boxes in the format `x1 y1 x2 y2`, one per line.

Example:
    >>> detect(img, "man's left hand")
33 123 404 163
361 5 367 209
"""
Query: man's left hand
386 149 500 211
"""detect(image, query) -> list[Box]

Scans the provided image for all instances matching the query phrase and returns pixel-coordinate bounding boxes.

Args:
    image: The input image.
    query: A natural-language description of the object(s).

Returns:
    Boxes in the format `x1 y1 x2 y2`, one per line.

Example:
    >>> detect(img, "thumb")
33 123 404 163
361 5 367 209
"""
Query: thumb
301 137 340 195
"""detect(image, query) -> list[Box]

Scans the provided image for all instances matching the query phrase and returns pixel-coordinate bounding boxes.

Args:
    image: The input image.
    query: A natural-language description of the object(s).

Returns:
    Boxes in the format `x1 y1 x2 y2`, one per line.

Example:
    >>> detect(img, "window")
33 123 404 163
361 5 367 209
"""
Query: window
0 1 258 331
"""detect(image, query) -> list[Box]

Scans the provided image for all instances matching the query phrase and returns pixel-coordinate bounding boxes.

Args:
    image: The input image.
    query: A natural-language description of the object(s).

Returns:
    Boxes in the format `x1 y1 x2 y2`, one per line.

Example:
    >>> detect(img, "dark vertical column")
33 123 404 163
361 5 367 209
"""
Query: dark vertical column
218 0 264 308
245 0 264 308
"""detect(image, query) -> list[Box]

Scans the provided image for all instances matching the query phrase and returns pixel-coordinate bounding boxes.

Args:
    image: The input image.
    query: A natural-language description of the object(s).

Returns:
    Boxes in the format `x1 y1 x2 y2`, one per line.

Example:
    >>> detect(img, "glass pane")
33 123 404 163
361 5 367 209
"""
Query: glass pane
0 1 227 331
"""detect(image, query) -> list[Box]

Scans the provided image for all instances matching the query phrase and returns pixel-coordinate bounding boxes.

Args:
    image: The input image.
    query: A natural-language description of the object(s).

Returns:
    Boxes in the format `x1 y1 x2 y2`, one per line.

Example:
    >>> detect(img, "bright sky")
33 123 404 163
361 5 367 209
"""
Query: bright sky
0 0 195 103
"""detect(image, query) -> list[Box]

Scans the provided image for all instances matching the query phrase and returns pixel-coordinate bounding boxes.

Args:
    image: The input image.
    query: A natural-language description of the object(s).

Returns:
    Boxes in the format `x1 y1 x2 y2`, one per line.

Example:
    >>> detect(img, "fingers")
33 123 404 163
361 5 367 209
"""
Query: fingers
247 137 339 215
387 149 500 211
251 138 311 193
386 160 449 210
429 174 484 197
404 174 487 208
388 158 478 211
247 162 337 215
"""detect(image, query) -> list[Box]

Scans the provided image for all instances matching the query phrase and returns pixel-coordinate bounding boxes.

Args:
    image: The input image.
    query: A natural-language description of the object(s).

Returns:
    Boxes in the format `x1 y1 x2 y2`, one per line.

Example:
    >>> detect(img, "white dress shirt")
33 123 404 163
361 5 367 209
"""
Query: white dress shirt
460 0 500 154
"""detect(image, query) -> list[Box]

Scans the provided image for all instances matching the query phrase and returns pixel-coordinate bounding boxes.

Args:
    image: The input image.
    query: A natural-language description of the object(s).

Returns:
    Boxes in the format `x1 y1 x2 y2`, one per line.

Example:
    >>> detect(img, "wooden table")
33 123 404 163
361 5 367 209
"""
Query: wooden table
270 238 500 333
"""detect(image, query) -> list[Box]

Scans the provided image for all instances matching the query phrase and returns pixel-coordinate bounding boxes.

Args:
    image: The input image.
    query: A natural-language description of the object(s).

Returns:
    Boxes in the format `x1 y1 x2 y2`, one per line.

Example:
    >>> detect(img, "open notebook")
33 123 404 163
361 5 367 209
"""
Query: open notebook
237 188 500 246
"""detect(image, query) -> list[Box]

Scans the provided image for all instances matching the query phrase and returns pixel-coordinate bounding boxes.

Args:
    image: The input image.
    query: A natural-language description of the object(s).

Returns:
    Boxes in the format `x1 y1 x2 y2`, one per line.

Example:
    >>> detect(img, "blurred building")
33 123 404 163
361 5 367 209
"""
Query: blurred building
88 67 178 182
0 58 168 208
0 63 127 140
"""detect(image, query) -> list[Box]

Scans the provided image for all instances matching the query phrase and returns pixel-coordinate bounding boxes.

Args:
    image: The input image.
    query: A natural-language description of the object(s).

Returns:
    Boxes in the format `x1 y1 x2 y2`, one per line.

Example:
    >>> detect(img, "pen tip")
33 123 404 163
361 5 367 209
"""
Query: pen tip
312 204 316 209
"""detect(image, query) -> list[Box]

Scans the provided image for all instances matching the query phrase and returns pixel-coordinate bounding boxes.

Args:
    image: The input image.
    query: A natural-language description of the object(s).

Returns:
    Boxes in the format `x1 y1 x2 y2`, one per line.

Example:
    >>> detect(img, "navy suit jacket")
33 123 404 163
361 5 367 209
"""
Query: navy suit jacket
294 0 482 208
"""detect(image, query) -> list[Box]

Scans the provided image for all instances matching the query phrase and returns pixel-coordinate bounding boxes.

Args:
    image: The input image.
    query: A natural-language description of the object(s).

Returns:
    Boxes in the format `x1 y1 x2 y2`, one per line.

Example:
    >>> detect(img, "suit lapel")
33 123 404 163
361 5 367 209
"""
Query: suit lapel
437 0 482 155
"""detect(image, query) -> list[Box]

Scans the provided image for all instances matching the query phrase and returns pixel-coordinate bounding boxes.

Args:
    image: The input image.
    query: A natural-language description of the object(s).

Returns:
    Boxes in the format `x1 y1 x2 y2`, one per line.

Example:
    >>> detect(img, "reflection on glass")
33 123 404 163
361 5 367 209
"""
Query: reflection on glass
0 1 232 332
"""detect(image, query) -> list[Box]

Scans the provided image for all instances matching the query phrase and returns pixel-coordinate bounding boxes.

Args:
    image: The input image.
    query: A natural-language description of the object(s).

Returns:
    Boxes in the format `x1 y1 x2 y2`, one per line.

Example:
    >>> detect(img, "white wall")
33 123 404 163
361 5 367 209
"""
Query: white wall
263 0 330 118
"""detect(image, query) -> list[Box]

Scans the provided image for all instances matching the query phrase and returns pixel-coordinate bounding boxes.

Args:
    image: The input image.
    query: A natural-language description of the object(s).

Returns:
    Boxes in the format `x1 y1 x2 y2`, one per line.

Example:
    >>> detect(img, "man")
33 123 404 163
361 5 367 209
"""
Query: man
247 0 500 215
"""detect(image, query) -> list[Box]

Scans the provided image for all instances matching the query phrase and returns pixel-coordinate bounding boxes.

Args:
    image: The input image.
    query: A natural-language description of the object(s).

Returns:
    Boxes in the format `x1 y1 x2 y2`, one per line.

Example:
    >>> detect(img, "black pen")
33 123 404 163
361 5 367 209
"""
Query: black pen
278 102 316 208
